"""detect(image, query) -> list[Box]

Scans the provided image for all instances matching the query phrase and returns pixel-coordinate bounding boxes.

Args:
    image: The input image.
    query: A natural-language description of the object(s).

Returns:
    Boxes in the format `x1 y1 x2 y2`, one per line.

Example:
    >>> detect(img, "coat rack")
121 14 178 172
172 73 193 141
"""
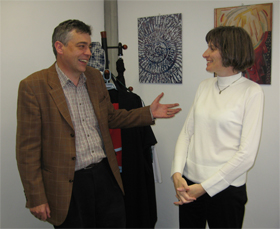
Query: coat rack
100 31 133 92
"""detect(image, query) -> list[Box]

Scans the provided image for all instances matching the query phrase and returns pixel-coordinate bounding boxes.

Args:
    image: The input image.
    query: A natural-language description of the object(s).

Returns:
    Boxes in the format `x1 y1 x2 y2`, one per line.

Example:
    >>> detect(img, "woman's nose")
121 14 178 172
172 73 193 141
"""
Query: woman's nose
202 49 208 58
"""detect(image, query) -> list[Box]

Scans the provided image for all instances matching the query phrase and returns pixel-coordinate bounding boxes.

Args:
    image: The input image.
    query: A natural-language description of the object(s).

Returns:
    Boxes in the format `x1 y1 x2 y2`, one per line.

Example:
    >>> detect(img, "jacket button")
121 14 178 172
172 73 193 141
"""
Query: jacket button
72 157 76 160
69 179 74 183
70 133 75 137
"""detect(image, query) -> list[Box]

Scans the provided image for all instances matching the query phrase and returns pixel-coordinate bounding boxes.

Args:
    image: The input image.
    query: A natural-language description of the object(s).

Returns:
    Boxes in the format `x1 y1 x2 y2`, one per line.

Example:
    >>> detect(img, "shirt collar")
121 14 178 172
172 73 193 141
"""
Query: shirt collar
55 62 87 87
217 72 243 86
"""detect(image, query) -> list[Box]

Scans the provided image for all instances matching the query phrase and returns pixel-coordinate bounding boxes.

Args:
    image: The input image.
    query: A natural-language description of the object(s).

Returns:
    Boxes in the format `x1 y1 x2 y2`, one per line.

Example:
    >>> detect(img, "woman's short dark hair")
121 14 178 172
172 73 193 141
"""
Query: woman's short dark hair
52 19 92 57
205 26 255 72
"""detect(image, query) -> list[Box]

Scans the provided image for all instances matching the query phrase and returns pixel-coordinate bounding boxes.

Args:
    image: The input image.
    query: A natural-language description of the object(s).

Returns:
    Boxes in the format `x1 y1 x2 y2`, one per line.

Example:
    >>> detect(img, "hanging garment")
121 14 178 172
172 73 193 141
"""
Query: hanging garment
109 103 123 173
116 58 126 86
151 145 162 183
88 42 105 72
109 80 158 228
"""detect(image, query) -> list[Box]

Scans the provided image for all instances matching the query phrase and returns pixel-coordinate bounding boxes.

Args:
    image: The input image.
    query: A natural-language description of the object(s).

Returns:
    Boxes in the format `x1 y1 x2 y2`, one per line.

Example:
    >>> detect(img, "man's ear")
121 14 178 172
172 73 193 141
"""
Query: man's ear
55 41 64 55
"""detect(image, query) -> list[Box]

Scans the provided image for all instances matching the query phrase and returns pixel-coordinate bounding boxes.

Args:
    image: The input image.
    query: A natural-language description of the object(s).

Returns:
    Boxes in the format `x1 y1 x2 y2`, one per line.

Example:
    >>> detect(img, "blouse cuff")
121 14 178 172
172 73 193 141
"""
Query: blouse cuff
201 174 229 197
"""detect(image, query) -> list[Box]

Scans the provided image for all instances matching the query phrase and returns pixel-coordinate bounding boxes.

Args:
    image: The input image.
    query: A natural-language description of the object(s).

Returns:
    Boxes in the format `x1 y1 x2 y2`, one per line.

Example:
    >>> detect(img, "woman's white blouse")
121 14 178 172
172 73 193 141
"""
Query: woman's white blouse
171 73 264 197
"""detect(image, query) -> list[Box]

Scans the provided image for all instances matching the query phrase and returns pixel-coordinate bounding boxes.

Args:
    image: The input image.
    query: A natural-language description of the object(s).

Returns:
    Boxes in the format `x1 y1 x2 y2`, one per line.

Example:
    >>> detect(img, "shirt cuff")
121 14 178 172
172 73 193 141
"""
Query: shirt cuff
150 107 156 121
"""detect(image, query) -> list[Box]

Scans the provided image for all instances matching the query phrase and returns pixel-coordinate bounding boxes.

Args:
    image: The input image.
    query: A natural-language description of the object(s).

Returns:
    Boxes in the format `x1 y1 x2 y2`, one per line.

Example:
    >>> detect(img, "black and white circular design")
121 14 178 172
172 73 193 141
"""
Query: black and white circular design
138 13 182 84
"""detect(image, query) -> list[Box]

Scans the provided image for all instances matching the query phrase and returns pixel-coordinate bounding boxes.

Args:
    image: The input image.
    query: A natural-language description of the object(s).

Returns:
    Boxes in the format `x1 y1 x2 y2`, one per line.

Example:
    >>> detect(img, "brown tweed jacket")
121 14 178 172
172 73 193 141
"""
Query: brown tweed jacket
16 63 154 226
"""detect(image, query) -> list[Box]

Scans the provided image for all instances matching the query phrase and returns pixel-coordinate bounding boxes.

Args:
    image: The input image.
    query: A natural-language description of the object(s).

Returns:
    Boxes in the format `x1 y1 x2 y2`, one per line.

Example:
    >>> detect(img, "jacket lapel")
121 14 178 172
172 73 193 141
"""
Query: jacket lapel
47 64 74 130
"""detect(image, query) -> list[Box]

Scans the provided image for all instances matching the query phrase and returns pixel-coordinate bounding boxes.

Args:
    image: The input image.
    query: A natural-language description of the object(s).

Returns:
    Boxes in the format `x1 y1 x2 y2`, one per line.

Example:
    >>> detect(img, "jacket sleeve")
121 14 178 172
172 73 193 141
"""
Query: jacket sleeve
16 79 47 208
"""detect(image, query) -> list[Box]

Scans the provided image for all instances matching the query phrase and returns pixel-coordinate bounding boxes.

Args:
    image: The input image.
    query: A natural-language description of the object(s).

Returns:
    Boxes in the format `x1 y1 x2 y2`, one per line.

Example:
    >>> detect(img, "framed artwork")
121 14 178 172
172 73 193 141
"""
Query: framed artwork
215 3 273 84
138 13 182 84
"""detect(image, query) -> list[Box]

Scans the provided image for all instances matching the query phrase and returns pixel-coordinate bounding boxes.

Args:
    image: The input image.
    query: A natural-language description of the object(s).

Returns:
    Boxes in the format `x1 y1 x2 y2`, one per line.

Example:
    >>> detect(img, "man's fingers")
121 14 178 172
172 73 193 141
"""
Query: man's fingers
167 103 180 108
30 203 50 221
46 204 51 218
154 92 164 103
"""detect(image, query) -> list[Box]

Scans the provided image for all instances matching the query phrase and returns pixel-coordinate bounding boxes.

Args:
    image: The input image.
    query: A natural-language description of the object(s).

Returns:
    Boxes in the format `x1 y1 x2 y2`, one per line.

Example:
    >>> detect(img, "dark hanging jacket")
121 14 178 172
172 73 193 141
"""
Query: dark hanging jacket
108 79 158 228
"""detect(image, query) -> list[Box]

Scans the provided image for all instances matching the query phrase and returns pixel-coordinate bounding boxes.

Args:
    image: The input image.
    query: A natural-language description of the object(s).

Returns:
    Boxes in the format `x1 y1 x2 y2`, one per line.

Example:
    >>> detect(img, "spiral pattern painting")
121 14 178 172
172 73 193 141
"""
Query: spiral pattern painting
138 13 182 84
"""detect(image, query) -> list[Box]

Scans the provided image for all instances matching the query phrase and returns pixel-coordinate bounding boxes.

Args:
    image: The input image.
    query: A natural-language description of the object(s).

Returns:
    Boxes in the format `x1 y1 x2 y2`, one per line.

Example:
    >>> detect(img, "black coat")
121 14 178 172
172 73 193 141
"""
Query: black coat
109 80 158 228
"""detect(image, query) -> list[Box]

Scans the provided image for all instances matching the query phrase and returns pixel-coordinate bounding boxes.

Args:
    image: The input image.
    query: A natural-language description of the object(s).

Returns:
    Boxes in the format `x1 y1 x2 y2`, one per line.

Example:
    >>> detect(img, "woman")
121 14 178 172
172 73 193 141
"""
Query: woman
171 26 264 228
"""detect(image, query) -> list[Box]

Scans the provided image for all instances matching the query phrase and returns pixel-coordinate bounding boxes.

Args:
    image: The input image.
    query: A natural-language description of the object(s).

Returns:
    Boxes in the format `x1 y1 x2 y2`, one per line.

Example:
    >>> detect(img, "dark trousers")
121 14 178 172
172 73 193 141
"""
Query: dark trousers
179 177 247 229
54 159 126 228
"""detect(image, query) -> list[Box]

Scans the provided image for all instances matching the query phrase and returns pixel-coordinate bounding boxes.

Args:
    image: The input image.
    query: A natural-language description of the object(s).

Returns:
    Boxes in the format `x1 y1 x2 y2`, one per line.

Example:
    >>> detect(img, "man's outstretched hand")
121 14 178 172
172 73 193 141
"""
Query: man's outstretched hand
150 93 181 118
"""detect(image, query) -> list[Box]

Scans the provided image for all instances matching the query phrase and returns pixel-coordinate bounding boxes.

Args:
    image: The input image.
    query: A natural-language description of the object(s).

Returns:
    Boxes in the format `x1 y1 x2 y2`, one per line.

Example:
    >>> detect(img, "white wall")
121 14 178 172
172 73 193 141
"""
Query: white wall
118 1 279 228
0 1 104 228
0 0 279 228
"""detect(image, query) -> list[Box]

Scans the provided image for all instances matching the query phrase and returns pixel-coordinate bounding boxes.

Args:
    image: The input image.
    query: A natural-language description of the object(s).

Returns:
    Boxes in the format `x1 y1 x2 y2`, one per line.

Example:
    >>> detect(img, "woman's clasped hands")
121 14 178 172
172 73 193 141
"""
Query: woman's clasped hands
172 172 206 206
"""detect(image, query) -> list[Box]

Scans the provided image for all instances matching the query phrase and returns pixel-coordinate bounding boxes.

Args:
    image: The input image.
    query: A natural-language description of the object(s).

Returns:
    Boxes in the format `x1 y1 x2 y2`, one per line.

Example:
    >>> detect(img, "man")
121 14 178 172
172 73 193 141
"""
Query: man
16 19 181 228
